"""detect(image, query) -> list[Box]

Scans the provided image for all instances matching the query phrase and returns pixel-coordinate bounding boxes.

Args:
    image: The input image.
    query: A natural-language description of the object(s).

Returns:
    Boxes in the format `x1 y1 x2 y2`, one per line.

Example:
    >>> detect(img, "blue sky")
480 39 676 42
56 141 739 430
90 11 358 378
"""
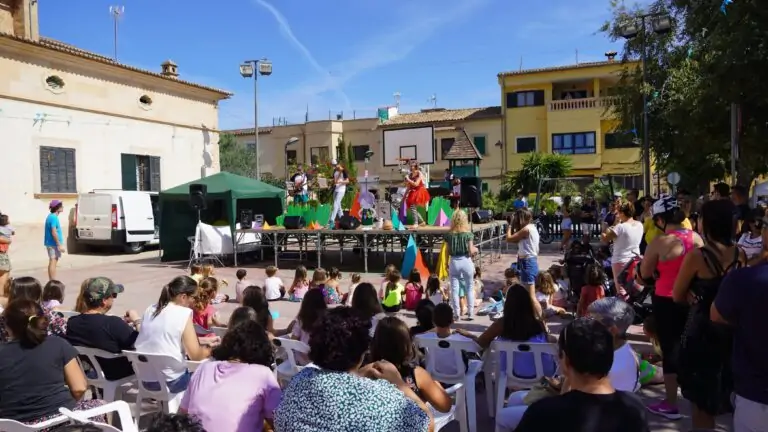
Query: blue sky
39 0 642 130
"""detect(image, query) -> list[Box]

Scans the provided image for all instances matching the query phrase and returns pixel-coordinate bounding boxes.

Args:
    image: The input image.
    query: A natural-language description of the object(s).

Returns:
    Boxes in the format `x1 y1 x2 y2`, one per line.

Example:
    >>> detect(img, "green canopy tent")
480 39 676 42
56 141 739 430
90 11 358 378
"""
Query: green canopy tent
159 172 285 262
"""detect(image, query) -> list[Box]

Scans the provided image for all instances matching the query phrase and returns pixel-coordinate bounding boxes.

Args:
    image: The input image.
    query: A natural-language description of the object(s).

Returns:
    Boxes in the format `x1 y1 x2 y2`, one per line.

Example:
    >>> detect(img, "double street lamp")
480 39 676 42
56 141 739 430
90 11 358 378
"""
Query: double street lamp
240 58 273 180
620 13 672 196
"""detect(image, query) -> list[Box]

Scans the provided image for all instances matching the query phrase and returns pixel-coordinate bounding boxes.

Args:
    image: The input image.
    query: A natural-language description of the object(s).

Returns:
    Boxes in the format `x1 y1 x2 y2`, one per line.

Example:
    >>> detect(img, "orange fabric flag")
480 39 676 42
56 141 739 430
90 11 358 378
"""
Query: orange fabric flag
349 191 362 221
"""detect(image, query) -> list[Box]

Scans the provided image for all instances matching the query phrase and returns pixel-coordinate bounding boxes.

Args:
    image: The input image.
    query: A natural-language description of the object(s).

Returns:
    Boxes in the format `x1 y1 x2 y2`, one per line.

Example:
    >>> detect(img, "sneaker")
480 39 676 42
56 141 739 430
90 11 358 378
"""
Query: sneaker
646 401 682 420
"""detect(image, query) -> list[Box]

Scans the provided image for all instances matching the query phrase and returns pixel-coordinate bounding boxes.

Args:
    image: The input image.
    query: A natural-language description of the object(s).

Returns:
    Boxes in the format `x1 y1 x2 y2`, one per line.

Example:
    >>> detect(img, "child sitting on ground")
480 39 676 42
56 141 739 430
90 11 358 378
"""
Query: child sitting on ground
547 265 569 308
42 280 66 310
577 263 605 317
263 265 285 301
344 273 362 306
312 268 340 305
287 265 309 302
637 315 665 387
193 278 225 336
234 269 253 304
472 268 484 308
325 267 343 301
425 274 447 305
381 270 405 313
404 269 424 311
410 299 436 337
379 264 397 299
534 271 568 317
189 263 203 283
201 264 229 303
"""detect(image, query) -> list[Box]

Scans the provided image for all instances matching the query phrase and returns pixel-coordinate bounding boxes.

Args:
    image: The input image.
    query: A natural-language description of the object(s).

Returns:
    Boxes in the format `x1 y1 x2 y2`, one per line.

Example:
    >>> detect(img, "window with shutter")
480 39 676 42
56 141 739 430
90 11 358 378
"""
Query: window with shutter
39 146 77 193
515 137 537 153
149 156 161 192
551 132 596 155
351 145 370 161
505 92 517 108
286 150 297 164
121 154 138 191
508 90 546 108
472 135 487 155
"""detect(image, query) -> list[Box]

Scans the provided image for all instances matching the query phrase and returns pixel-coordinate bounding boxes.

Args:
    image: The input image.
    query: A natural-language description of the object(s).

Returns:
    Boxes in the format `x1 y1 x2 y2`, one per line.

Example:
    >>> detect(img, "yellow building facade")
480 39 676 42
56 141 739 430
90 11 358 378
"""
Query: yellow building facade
499 59 643 189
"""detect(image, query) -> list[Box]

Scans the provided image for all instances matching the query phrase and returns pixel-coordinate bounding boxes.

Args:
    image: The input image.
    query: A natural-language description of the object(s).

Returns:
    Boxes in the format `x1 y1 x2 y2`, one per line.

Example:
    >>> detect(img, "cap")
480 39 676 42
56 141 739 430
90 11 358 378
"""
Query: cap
331 159 338 166
613 191 623 198
83 277 124 301
49 199 62 209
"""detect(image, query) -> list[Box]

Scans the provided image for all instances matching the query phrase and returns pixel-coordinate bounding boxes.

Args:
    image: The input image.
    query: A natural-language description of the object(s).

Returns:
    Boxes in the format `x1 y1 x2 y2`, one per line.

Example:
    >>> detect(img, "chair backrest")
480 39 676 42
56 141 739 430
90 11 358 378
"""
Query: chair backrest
211 327 227 338
121 350 184 399
57 311 80 319
75 346 131 385
58 400 137 432
272 337 309 376
490 340 559 388
414 335 481 384
0 418 63 431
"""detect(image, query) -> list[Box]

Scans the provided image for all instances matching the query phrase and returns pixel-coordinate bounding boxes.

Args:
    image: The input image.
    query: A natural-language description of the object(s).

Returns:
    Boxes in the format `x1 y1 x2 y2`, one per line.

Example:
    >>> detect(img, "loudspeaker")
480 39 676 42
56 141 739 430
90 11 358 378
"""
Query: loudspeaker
240 209 253 227
472 210 493 224
427 186 450 198
189 184 208 210
284 216 306 230
338 215 361 230
460 177 482 208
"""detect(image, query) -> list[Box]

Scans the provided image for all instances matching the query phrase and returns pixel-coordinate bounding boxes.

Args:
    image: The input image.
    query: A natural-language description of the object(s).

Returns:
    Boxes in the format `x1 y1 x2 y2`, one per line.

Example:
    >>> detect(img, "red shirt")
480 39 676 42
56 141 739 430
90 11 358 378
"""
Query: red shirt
577 285 605 317
193 305 215 333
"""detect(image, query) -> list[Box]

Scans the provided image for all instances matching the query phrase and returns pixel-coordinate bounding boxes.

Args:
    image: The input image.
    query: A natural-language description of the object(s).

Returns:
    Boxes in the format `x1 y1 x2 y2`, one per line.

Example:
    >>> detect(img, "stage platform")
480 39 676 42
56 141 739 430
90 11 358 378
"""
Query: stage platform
233 221 509 272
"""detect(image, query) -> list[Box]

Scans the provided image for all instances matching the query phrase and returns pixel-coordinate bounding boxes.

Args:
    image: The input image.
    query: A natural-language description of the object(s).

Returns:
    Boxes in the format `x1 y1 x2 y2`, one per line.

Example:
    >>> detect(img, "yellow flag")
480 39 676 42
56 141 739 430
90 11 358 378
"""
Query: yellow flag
437 242 449 281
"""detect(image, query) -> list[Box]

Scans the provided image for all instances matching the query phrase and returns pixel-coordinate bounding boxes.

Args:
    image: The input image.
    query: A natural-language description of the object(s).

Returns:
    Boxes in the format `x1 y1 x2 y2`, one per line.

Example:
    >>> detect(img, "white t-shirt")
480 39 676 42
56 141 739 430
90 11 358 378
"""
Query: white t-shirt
134 303 192 381
333 171 347 194
610 343 640 392
610 220 644 264
452 184 461 195
738 233 762 259
518 223 540 257
263 276 284 301
292 173 308 194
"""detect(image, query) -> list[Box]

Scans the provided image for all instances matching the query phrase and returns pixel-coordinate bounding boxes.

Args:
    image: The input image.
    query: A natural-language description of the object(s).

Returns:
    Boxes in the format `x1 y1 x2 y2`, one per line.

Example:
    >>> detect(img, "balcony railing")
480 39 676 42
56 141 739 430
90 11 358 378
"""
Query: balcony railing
549 97 617 112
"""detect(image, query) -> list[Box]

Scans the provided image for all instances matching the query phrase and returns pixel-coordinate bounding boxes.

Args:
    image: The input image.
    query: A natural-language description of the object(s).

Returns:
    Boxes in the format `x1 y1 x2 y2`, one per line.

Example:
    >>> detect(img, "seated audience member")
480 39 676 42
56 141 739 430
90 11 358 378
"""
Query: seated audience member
0 276 67 342
513 318 649 432
371 316 452 412
344 273 362 306
192 278 225 336
134 276 215 394
457 284 557 379
495 298 642 430
350 282 387 337
42 279 66 310
227 306 259 329
263 265 286 301
409 299 436 337
577 263 606 317
242 286 292 338
421 303 477 376
290 289 327 365
0 300 106 425
147 413 206 432
274 307 433 432
234 269 253 304
180 320 281 432
66 277 141 381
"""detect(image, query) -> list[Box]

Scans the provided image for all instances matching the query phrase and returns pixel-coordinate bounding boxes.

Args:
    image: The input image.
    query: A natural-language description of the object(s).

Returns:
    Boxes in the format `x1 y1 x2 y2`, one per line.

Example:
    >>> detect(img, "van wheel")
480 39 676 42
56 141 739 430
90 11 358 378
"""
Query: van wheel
124 242 145 254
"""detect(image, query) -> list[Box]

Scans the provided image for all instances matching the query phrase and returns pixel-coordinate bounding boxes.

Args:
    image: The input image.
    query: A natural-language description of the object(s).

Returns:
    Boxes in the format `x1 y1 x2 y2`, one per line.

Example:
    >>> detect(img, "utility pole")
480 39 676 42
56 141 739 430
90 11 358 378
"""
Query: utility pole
109 6 124 61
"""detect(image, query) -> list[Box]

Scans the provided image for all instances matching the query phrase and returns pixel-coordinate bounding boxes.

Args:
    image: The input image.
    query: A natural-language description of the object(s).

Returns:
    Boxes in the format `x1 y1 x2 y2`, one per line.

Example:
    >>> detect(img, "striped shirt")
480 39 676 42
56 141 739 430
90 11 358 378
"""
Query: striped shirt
444 232 473 257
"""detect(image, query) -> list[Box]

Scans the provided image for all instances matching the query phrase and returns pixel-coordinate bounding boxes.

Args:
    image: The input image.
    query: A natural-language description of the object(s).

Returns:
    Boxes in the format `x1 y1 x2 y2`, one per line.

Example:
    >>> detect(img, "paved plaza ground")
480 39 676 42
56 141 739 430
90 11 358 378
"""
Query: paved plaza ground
15 247 732 431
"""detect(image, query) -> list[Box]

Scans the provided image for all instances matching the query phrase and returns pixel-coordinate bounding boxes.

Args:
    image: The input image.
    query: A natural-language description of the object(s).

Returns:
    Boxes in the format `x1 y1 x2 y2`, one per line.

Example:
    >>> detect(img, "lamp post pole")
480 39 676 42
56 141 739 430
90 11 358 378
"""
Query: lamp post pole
240 59 272 181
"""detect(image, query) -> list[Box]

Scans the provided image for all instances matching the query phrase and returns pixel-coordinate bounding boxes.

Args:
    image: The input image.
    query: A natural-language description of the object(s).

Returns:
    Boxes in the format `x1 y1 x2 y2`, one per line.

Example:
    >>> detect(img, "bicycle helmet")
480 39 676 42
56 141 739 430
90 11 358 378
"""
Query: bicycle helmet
651 195 682 231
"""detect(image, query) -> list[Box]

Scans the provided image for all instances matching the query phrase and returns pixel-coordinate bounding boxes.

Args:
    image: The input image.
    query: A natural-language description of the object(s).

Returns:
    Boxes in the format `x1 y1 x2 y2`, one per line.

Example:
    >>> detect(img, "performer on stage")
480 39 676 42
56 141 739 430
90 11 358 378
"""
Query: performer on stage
328 159 349 228
404 162 430 228
450 177 461 209
290 164 309 206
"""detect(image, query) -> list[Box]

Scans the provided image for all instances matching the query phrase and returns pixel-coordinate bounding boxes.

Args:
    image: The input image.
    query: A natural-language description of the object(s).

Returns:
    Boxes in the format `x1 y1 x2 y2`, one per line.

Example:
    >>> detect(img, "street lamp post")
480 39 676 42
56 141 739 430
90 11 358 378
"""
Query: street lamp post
239 58 273 180
284 136 300 183
620 13 671 196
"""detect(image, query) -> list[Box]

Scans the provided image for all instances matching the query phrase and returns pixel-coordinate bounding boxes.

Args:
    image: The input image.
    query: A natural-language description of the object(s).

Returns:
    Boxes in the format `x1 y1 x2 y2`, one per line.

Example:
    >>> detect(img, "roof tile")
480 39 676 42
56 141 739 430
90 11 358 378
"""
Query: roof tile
0 33 232 97
444 130 483 160
380 106 501 127
225 127 273 137
498 60 630 77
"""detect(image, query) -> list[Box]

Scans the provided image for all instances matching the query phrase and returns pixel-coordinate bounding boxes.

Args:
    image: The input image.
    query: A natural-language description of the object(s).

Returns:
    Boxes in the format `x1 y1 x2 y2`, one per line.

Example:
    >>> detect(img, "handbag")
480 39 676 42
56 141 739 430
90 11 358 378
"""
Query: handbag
522 377 561 405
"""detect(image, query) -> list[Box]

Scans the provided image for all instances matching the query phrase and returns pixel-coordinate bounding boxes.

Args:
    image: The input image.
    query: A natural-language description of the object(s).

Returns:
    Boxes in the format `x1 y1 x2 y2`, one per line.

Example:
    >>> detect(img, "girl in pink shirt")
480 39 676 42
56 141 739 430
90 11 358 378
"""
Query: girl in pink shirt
193 278 224 336
288 266 309 302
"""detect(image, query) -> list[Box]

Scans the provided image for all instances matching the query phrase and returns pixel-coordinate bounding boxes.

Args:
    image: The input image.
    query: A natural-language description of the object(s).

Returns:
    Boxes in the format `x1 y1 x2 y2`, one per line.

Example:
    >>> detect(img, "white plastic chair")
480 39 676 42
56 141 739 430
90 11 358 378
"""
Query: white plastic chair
272 337 310 385
187 358 209 372
0 400 137 431
487 340 559 420
75 346 137 402
414 335 482 432
211 326 227 338
121 350 187 425
432 383 467 432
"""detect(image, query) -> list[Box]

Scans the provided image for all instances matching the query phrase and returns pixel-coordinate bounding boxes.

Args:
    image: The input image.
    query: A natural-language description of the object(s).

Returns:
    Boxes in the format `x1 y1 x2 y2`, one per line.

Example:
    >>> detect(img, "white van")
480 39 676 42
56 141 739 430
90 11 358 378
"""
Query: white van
74 190 159 253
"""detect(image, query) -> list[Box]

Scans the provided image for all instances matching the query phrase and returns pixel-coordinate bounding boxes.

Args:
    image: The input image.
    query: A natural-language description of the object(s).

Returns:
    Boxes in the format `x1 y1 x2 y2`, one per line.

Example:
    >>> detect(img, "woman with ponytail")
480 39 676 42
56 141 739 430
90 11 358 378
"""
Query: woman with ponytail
0 276 68 342
0 299 106 425
134 276 216 393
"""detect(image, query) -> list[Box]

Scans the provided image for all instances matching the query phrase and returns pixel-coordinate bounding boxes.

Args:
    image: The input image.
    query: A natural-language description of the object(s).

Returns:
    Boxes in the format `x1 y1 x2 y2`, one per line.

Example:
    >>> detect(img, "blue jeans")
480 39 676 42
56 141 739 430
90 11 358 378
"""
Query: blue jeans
517 256 539 286
143 370 191 394
449 256 475 319
329 190 344 223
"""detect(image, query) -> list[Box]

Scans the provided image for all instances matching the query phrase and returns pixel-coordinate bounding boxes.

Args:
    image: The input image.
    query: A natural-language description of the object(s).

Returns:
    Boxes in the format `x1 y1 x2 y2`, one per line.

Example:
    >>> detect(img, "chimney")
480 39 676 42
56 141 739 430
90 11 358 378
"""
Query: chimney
161 60 179 78
605 51 618 62
2 0 40 40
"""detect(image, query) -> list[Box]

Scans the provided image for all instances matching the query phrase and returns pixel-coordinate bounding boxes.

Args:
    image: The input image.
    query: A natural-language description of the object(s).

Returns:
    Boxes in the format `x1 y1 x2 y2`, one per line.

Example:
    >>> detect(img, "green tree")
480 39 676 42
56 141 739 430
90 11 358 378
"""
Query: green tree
602 0 768 192
218 133 258 179
501 153 573 196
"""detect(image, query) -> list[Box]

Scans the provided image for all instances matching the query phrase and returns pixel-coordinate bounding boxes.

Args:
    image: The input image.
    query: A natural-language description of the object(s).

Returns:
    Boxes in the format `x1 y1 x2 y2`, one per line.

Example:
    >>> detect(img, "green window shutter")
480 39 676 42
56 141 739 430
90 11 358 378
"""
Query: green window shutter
473 136 487 155
482 182 489 192
121 154 138 191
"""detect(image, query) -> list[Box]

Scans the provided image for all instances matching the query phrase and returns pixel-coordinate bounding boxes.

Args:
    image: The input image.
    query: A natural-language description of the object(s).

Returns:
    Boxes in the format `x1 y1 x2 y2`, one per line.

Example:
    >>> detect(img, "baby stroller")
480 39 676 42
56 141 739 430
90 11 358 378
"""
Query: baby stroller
563 241 598 301
615 256 654 324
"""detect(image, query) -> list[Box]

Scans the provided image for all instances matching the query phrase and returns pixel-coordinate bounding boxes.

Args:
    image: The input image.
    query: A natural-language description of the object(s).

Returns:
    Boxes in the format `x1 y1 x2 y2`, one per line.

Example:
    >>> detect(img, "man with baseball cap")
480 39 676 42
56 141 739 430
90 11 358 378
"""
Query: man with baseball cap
66 277 140 381
44 200 65 280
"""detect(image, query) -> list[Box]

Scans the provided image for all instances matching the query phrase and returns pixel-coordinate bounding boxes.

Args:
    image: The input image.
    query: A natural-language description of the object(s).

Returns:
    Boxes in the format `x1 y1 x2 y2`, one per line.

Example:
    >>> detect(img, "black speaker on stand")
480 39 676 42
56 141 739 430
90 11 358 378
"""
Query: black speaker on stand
189 184 208 210
240 209 253 227
459 177 482 208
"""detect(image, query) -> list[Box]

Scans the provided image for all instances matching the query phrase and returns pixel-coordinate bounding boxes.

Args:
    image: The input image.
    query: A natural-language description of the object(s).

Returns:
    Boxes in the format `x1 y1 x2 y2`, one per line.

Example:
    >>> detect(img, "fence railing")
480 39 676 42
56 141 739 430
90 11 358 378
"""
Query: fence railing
538 215 603 239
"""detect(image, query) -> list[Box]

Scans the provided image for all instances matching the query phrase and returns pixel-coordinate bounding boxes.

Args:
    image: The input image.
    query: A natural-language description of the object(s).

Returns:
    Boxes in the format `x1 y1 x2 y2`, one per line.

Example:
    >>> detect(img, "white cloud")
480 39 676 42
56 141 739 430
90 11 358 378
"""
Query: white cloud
259 0 490 122
252 0 351 109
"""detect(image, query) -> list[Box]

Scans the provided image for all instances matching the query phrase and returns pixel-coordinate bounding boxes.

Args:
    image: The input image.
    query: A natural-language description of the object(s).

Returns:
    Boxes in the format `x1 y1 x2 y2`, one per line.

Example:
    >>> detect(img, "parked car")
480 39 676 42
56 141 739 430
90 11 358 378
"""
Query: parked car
73 190 159 253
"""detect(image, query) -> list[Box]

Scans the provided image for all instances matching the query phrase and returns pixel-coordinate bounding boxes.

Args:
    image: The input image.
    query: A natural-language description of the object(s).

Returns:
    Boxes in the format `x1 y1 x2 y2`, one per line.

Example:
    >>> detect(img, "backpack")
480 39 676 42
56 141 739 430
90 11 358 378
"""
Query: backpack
617 255 643 299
